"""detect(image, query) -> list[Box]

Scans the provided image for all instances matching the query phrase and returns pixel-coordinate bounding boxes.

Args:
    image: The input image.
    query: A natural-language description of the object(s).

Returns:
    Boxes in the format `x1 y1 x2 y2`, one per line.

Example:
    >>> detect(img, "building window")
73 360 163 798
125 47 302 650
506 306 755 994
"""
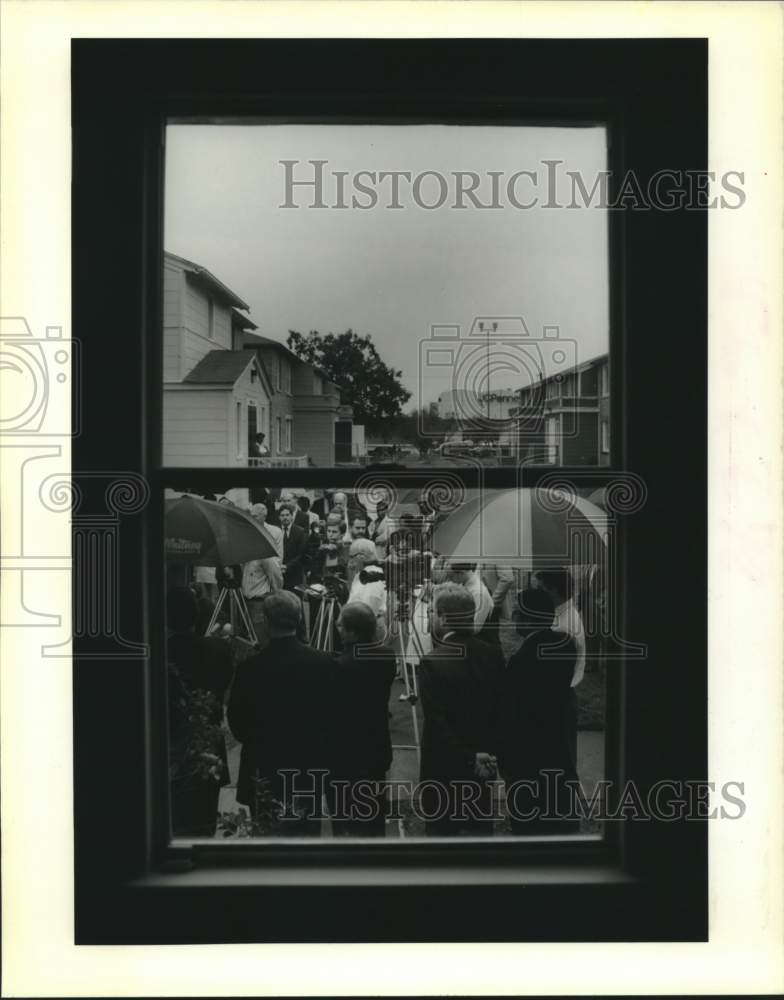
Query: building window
73 36 709 948
246 402 257 457
236 402 242 457
285 416 293 452
600 363 609 397
601 418 610 453
546 415 559 464
207 296 215 340
282 359 291 394
275 415 282 453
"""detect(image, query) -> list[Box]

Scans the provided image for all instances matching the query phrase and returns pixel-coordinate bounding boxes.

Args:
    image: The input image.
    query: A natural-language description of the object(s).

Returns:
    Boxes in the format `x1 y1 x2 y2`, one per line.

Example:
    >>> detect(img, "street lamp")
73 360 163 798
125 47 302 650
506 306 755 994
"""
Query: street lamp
478 321 498 425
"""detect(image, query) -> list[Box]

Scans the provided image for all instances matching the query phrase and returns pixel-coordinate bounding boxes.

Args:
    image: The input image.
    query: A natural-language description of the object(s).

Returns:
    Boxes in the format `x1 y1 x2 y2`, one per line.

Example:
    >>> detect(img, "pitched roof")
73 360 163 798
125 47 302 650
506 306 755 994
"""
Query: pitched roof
165 251 249 310
244 334 337 387
246 333 294 354
183 350 257 385
231 308 258 331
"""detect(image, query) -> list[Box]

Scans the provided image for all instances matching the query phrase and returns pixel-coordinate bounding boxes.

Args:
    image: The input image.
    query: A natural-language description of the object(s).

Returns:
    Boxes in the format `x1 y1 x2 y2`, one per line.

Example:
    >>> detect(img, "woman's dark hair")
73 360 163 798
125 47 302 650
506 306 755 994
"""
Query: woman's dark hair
296 496 311 512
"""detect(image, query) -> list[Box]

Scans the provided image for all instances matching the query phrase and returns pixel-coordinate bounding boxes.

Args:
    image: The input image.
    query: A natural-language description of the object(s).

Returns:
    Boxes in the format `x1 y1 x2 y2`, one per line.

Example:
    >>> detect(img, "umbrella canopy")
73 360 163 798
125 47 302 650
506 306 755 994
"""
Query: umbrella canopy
587 486 608 510
165 495 277 565
431 487 608 568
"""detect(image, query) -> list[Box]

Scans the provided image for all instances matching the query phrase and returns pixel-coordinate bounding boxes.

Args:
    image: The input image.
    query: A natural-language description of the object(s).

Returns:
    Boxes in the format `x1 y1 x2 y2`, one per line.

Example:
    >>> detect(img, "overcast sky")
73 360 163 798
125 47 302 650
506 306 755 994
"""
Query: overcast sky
165 124 609 407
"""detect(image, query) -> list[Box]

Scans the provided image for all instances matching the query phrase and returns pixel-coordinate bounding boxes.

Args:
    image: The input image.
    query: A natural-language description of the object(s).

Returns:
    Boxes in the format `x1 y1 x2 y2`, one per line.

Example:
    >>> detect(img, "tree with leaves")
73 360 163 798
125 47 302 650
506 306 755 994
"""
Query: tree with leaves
286 329 411 428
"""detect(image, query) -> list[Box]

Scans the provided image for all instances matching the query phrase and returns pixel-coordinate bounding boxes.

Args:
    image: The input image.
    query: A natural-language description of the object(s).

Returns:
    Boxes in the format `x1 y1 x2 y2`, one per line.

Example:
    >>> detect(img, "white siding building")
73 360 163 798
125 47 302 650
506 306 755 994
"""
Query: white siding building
163 252 273 466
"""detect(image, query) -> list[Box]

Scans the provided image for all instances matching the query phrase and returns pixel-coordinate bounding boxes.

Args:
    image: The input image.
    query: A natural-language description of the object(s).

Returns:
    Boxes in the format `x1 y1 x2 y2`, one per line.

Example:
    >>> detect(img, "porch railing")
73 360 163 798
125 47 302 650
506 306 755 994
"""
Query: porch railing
248 455 309 468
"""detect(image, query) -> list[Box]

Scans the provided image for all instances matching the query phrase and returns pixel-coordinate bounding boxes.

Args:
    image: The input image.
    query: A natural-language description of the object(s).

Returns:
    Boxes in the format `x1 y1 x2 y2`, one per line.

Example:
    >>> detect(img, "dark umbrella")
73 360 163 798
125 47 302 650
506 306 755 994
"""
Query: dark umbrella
165 495 277 565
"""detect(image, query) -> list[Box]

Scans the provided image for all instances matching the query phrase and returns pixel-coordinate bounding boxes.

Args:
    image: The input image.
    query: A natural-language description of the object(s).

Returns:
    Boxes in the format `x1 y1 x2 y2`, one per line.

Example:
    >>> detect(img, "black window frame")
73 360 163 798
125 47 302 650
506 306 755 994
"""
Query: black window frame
73 38 707 943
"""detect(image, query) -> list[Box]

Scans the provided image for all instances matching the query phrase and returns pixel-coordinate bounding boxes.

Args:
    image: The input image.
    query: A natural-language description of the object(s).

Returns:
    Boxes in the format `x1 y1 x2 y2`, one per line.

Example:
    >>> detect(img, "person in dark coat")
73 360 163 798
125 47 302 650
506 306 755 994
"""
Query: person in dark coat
500 587 580 835
310 522 350 583
327 602 397 837
227 591 334 836
278 502 307 590
167 586 233 837
294 495 313 532
418 583 506 837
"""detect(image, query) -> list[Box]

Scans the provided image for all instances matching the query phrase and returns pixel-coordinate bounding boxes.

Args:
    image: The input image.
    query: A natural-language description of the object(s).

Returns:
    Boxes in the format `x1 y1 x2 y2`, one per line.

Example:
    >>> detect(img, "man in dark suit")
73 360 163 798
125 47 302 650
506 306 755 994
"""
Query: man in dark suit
329 602 397 837
419 583 506 837
500 587 580 835
278 502 307 590
227 591 334 836
294 494 313 532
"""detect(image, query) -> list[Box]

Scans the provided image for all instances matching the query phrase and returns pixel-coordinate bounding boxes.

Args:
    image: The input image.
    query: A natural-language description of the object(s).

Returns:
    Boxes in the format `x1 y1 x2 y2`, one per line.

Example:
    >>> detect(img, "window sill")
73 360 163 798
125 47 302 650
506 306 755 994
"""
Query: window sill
134 861 636 890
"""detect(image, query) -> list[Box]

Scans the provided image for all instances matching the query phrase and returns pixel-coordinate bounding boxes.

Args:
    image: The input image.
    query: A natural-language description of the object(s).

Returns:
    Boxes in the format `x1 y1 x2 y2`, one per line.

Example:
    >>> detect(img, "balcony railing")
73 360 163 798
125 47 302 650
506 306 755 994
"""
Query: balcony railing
248 455 309 468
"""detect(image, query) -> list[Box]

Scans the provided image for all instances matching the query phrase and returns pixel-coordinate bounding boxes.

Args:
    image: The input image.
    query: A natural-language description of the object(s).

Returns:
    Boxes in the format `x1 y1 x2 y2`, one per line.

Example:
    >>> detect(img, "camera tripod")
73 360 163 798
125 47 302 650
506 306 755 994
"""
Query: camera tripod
390 585 430 765
205 584 259 646
310 593 341 652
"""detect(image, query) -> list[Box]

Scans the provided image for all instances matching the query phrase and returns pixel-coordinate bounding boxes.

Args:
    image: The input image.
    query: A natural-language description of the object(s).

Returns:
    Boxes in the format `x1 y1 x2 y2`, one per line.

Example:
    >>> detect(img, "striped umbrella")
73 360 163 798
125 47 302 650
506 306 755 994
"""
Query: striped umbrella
431 487 607 568
165 494 277 565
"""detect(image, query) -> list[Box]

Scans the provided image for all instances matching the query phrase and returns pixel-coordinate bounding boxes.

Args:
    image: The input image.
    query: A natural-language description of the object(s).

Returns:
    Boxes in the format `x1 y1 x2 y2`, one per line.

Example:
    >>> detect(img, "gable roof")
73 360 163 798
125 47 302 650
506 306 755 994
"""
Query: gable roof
165 251 249 310
245 333 296 355
231 308 258 331
184 350 258 385
242 334 337 388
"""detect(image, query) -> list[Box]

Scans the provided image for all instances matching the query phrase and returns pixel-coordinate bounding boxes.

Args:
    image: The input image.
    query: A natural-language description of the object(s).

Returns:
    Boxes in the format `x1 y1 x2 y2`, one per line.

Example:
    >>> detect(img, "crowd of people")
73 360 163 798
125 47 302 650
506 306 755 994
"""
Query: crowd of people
167 487 590 839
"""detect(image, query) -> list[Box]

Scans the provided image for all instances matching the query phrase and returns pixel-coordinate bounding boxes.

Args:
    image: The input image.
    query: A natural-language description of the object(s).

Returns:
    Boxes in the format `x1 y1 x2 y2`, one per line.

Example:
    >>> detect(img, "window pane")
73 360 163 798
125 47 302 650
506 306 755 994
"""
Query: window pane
164 484 610 841
163 124 610 469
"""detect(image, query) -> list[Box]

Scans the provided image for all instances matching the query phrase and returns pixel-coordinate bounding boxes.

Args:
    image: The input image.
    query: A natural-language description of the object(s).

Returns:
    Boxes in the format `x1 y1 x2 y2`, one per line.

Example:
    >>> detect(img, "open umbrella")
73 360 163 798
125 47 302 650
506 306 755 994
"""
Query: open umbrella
587 486 608 510
431 487 607 568
165 494 277 565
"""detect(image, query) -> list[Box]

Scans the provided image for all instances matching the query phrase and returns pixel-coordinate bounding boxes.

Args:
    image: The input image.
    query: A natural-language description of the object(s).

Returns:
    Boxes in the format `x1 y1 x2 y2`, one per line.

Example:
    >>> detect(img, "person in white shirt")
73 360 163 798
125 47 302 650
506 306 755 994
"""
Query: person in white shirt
242 503 283 645
431 559 493 633
252 432 270 463
367 499 391 561
248 501 283 559
534 569 586 688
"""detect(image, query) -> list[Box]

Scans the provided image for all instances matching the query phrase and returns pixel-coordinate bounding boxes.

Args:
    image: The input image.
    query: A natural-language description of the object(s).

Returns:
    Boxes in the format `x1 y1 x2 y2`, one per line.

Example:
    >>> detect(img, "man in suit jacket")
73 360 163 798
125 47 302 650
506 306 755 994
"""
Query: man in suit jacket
227 591 334 836
329 601 397 836
294 494 315 532
500 587 579 835
419 583 506 837
278 503 307 590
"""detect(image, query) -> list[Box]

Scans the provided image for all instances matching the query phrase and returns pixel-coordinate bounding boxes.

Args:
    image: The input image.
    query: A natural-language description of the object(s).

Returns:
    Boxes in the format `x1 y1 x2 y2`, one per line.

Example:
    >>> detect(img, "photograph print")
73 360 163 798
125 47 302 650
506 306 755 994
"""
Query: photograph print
68 36 715 945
